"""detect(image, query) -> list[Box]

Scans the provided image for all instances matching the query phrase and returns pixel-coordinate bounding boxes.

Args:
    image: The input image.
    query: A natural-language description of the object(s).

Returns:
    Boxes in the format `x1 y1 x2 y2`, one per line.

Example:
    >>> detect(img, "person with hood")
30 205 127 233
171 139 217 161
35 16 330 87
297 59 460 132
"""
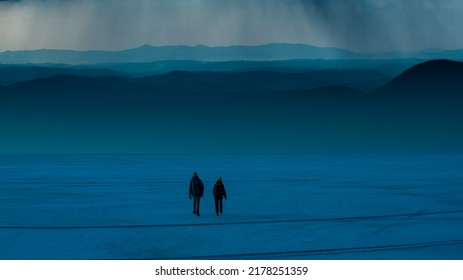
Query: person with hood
189 172 204 216
212 177 227 216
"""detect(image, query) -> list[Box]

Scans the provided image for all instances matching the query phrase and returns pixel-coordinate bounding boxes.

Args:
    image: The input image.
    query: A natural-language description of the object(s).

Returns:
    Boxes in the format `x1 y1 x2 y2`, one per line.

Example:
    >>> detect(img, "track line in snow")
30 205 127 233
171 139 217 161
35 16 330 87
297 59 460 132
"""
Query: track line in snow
164 239 463 260
1 209 462 230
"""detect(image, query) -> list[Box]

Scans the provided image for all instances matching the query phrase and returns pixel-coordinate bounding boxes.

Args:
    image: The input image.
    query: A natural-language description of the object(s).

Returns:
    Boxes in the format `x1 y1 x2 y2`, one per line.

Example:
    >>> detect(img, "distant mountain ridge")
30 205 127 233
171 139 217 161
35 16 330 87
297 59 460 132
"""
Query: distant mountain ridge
1 43 463 65
0 43 362 64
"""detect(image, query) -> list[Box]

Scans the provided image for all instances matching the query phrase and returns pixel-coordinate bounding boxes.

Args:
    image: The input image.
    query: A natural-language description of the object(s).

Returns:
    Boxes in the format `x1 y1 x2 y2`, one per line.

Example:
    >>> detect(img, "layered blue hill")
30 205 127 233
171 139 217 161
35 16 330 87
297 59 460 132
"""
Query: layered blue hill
0 60 462 153
0 65 126 85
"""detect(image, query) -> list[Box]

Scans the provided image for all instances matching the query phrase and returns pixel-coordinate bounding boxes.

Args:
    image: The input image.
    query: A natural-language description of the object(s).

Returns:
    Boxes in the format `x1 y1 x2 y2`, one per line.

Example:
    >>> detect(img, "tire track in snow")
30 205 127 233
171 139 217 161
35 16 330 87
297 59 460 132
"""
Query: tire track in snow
1 209 462 230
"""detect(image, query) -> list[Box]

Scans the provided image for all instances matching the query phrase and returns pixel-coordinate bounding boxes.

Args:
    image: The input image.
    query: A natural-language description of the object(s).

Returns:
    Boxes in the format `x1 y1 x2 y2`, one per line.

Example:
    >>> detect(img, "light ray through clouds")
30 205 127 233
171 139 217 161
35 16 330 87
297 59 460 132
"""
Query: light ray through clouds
0 0 462 52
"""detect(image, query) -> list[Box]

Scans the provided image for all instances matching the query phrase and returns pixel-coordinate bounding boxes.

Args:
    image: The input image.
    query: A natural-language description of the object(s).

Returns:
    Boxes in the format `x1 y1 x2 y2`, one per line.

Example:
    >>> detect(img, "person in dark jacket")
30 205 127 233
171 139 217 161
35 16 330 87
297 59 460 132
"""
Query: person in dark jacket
212 177 227 216
189 172 204 216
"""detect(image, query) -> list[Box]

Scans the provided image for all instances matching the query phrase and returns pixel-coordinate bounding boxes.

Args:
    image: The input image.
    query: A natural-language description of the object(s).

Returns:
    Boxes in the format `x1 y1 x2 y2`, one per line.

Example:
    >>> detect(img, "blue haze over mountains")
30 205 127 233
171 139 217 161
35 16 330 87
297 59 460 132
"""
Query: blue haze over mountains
0 44 462 153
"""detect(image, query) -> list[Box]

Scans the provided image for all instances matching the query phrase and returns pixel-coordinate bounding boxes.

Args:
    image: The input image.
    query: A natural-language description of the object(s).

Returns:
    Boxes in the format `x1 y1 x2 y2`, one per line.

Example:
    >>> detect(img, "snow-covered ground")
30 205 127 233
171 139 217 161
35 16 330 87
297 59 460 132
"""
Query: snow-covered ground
0 154 463 259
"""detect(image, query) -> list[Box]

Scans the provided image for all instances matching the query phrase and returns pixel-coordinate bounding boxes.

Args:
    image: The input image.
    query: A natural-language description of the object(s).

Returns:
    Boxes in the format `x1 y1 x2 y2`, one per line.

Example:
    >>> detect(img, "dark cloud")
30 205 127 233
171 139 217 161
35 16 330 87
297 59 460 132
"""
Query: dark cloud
0 0 462 52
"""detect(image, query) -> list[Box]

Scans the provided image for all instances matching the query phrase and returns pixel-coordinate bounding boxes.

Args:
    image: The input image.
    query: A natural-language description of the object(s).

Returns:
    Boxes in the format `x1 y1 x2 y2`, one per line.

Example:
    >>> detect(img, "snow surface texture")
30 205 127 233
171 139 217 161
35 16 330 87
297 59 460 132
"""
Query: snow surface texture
0 154 462 260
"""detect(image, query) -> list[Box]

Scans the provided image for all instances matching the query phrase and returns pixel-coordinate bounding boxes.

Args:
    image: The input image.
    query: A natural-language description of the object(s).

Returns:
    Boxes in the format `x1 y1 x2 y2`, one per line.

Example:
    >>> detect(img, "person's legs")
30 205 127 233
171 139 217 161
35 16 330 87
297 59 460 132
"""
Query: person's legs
219 197 223 213
214 197 219 215
193 197 197 214
195 197 201 216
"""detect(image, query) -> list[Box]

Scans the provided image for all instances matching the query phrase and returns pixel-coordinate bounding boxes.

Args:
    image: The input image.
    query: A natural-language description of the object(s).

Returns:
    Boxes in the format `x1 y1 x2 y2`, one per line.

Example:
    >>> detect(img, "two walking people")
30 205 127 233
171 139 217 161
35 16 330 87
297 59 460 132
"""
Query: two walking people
189 172 227 217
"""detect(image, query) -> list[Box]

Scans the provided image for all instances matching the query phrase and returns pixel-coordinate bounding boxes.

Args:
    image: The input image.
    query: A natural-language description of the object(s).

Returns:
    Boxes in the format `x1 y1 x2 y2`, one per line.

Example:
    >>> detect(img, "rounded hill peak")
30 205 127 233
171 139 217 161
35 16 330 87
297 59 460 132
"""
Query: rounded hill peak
374 59 463 95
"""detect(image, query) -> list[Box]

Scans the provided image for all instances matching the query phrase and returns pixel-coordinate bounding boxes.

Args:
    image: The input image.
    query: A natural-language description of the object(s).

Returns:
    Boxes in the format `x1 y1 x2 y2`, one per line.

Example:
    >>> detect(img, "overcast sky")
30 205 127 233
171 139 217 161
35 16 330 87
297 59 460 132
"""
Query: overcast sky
0 0 462 52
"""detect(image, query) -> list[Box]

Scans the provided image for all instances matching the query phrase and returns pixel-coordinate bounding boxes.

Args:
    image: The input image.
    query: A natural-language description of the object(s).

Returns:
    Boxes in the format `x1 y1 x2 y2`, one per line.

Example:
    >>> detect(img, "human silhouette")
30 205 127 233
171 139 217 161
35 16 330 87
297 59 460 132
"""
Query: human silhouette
212 177 227 216
189 172 204 216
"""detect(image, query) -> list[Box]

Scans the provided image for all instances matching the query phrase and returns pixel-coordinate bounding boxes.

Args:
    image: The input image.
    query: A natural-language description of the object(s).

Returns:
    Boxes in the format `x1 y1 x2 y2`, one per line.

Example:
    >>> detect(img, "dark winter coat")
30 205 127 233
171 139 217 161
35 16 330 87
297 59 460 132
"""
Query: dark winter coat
213 181 227 199
189 175 204 198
